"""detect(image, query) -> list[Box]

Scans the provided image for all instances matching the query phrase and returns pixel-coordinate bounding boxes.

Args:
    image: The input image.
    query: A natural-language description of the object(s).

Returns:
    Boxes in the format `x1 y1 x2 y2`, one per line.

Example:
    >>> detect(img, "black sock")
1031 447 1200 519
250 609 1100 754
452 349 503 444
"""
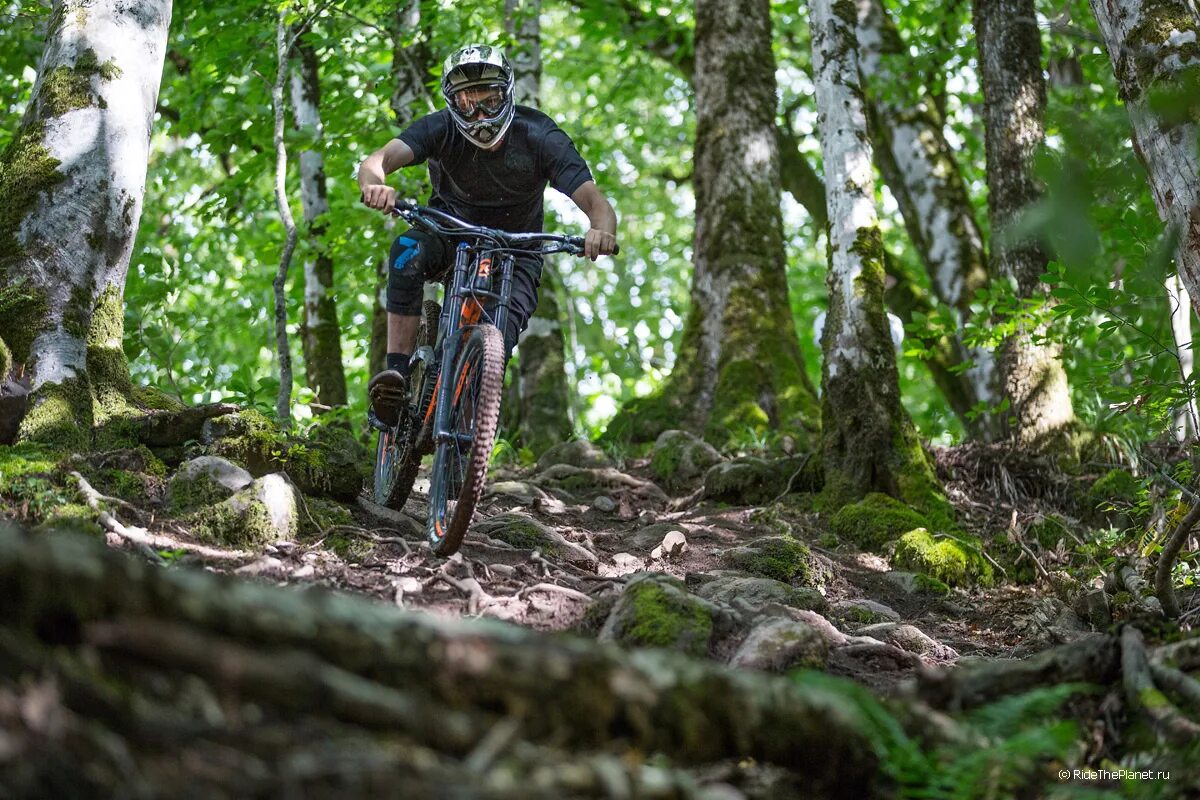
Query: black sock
386 352 412 377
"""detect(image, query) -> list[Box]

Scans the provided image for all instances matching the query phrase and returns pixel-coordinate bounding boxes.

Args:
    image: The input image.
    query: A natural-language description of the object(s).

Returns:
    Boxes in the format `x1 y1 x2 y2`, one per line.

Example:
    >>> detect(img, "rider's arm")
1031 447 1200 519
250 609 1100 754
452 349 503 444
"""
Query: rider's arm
358 138 416 211
570 180 618 261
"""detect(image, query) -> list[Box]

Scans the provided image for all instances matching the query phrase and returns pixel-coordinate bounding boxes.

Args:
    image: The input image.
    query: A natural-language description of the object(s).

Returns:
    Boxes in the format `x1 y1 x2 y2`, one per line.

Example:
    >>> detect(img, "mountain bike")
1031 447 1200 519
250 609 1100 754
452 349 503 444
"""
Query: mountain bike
370 201 618 556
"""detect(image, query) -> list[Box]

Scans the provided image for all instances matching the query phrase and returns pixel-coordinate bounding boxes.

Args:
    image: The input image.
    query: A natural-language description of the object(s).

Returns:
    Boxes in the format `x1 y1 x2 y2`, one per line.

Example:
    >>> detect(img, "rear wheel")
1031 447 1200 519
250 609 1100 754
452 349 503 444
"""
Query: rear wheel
372 299 440 510
426 324 504 556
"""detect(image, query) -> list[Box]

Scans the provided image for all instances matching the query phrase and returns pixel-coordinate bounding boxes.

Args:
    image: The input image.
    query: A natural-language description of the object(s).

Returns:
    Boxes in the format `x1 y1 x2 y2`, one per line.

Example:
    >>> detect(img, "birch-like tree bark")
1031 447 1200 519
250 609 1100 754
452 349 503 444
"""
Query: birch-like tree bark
810 0 945 510
501 0 573 455
976 0 1077 448
0 0 173 447
606 0 817 448
290 33 347 410
1090 0 1200 319
370 0 432 378
856 0 998 439
1167 273 1196 440
272 13 299 426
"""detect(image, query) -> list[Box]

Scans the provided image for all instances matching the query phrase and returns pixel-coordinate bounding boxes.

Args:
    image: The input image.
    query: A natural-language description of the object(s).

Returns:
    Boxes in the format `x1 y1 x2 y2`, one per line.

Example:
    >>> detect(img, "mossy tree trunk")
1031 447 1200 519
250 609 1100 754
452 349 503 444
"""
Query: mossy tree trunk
369 0 434 378
809 0 947 516
605 0 819 449
290 33 347 409
1090 0 1200 323
501 0 574 455
856 0 999 439
0 0 173 449
976 0 1078 448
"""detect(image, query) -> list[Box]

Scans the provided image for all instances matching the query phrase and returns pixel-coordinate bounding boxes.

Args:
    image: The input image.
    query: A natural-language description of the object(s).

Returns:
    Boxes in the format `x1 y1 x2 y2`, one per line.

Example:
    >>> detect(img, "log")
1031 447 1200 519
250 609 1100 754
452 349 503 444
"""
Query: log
0 528 887 797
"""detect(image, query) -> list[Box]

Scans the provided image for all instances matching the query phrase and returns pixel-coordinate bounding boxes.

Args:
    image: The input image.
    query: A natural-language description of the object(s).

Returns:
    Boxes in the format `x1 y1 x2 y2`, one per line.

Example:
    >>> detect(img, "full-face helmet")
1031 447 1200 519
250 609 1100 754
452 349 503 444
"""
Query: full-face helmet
441 44 515 149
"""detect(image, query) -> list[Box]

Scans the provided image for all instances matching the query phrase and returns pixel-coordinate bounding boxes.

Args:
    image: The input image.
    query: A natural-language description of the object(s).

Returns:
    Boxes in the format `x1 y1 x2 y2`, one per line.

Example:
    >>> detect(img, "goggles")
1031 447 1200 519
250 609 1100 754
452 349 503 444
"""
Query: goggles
453 87 506 118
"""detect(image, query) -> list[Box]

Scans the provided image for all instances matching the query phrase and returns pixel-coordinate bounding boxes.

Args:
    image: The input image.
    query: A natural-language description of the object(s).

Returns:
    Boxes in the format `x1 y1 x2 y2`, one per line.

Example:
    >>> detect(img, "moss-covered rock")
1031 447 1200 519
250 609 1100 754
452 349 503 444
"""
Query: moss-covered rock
598 573 716 656
729 618 828 672
893 528 992 587
33 502 103 537
0 443 71 523
702 454 818 505
690 573 827 613
186 473 298 548
535 439 612 472
166 456 253 514
650 429 723 490
300 496 355 537
829 492 932 552
201 411 366 500
473 512 558 554
719 535 827 589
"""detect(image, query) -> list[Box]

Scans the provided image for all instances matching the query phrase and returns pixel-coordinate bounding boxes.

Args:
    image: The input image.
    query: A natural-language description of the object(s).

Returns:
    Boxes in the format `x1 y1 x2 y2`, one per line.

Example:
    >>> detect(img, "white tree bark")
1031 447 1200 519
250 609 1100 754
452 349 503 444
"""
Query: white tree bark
0 0 173 444
272 13 299 425
855 0 998 435
290 33 347 408
505 0 542 106
1090 0 1200 320
811 0 940 503
1167 273 1197 440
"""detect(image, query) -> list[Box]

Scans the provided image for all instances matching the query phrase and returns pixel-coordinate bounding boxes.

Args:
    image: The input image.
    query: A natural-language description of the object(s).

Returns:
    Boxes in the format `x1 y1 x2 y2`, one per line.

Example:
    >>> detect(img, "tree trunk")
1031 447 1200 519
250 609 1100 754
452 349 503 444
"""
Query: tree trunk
0 0 173 449
370 0 432 379
604 0 819 449
1167 273 1197 440
501 0 573 456
856 0 999 439
290 33 347 410
975 0 1077 449
271 14 299 426
1090 0 1200 324
809 0 947 516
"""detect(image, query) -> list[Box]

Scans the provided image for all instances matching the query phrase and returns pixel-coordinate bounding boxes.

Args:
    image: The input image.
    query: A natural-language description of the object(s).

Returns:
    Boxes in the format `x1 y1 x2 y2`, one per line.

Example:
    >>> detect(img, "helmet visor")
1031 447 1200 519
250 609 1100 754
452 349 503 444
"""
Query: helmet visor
452 86 507 119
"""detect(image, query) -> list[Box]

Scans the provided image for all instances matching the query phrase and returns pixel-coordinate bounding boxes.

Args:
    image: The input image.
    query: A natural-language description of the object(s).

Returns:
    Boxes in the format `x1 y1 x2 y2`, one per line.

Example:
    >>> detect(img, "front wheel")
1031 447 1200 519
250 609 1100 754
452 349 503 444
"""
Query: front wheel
427 324 505 556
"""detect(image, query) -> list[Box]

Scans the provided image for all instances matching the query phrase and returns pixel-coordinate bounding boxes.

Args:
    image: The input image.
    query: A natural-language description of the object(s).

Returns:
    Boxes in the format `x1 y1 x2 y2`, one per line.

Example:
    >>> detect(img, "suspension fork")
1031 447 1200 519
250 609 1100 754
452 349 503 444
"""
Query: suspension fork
432 243 472 445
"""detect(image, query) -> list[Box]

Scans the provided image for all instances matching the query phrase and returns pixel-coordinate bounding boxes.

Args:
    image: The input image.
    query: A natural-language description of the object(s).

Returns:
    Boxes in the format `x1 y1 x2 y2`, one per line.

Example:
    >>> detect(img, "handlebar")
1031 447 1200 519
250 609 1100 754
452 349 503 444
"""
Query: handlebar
393 200 619 257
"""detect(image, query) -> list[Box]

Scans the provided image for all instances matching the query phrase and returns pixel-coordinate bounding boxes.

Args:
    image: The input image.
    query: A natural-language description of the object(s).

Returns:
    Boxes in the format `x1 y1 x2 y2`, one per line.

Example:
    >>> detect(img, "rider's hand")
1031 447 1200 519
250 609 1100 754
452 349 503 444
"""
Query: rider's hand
361 184 397 213
584 228 617 261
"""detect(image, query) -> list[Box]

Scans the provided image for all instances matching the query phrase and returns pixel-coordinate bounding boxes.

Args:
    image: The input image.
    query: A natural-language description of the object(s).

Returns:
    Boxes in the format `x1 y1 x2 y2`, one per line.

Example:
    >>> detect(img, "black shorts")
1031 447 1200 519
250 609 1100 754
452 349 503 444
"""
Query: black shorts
385 227 543 358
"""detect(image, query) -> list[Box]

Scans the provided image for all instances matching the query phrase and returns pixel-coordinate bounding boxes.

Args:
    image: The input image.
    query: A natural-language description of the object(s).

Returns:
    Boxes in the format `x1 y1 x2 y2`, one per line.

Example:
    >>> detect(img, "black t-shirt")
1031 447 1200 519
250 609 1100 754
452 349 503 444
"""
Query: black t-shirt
398 106 593 233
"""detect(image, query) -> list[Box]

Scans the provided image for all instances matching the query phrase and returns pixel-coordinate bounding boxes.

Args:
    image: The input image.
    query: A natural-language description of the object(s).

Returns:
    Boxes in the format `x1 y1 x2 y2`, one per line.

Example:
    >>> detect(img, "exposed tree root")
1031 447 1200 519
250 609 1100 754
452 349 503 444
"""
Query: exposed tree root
1156 499 1200 618
1121 626 1200 744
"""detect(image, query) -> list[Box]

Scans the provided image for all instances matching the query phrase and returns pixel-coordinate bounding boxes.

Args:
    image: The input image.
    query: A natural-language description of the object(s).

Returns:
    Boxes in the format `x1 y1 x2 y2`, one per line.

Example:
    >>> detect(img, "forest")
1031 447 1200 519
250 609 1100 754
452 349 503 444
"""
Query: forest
2 0 1200 796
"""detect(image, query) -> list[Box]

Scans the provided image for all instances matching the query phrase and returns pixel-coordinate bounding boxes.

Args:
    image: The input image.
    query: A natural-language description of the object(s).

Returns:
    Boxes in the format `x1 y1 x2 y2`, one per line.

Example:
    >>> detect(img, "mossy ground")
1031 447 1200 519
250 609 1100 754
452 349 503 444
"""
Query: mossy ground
300 495 354 538
829 492 932 552
1087 468 1142 516
0 444 71 523
894 528 993 587
720 534 822 587
481 516 558 554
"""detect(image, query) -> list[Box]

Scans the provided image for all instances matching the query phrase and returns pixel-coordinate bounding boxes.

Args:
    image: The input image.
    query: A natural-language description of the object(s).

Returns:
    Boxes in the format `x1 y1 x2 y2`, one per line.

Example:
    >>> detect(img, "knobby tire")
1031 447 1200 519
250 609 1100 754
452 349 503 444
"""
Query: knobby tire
427 324 504 556
373 299 440 510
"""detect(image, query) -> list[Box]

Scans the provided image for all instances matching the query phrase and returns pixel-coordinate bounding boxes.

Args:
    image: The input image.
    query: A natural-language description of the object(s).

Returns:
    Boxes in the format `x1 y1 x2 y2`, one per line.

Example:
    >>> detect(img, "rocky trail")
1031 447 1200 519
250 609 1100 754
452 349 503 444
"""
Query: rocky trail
3 408 1199 797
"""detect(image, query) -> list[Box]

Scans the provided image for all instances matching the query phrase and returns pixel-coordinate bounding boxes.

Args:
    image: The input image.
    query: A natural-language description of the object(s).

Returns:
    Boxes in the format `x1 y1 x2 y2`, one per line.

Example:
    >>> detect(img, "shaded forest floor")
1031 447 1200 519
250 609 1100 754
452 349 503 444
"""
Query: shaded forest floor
3 409 1200 797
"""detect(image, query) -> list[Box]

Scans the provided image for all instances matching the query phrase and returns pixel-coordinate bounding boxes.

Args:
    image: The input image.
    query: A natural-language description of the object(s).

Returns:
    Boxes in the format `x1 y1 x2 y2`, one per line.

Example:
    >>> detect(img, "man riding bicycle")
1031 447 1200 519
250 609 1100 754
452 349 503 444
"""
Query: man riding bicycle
358 44 618 426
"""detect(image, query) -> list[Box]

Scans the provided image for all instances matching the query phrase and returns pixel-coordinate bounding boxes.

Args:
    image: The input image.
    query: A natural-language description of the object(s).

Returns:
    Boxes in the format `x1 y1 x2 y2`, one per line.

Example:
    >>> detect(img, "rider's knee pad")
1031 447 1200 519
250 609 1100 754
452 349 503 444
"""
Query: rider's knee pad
386 232 433 315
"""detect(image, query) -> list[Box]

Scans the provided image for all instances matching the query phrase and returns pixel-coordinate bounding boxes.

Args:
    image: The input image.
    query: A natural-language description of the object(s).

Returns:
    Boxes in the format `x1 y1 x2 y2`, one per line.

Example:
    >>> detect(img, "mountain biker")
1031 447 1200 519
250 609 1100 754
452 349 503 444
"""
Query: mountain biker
357 43 618 426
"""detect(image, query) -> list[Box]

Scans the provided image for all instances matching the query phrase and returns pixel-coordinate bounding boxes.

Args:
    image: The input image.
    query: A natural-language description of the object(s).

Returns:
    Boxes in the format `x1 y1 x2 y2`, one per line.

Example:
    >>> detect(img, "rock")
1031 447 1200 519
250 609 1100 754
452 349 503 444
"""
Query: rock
485 480 550 505
650 430 722 490
1073 588 1112 628
730 618 828 671
893 529 993 587
592 494 617 513
165 456 253 513
535 439 613 472
858 623 958 660
882 571 919 594
532 464 668 502
473 513 596 564
186 473 299 547
612 553 645 573
598 573 717 657
692 573 827 613
702 454 817 505
201 410 367 500
622 522 691 552
235 556 284 576
718 535 828 589
651 530 688 560
828 493 931 552
291 564 316 579
830 599 902 624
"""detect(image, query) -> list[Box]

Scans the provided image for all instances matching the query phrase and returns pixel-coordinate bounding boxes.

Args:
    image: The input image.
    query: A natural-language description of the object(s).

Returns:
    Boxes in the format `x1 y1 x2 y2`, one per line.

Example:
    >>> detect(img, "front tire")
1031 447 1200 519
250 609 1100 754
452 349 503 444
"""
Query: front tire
427 324 504 556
